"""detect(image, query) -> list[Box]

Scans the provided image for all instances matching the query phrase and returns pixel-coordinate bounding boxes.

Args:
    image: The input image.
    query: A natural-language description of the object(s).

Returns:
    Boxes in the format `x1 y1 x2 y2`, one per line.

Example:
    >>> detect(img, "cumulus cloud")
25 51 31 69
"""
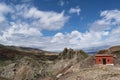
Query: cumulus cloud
90 10 120 32
0 3 13 22
24 8 69 30
0 1 120 51
0 22 42 43
50 10 120 51
108 26 120 41
51 32 65 43
101 10 120 24
69 6 81 15
0 2 69 50
50 30 108 50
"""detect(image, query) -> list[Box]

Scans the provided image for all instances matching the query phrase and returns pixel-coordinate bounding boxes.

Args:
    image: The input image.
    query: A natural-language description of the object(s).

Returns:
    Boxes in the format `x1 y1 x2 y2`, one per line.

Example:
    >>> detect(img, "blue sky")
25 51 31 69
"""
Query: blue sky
0 0 120 51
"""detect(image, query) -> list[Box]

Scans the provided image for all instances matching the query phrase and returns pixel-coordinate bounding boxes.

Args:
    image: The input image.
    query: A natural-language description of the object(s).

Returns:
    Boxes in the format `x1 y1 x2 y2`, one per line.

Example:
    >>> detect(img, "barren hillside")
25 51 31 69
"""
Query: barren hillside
1 44 120 80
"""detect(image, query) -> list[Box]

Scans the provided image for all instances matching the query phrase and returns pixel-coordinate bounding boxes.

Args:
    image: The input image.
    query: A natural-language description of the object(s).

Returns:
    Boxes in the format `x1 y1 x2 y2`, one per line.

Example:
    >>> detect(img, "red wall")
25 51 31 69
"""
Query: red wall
95 56 114 64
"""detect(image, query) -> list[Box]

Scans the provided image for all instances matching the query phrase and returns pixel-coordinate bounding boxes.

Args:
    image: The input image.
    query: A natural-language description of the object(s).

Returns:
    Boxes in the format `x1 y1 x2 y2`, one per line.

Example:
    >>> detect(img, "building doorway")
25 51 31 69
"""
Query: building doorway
102 58 106 65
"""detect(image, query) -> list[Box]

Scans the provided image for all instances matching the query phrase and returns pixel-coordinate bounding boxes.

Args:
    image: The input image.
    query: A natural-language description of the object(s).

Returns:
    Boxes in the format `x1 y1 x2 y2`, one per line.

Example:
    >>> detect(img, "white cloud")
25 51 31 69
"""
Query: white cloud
50 29 118 51
0 22 41 41
90 20 111 32
24 7 69 30
90 9 120 32
50 30 103 50
100 10 120 25
87 10 120 48
0 1 120 52
108 26 120 41
51 32 65 43
0 3 69 51
50 10 120 51
0 3 13 22
69 6 81 15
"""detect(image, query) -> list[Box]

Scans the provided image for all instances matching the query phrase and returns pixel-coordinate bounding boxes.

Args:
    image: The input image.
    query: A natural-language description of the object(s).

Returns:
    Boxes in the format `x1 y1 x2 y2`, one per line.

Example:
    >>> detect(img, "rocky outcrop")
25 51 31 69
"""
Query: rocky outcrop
0 57 50 80
58 48 88 61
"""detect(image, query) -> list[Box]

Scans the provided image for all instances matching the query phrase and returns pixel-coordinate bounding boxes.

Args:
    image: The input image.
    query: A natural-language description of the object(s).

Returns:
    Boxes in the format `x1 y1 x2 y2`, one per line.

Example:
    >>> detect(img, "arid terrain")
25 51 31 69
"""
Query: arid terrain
0 44 120 80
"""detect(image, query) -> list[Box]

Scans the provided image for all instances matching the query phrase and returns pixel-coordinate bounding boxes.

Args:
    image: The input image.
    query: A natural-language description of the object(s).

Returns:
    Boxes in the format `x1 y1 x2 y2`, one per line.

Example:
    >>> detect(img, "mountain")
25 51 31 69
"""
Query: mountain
0 44 58 61
1 44 120 80
0 44 89 80
95 45 120 54
50 45 120 80
83 45 111 54
109 45 120 52
0 44 59 80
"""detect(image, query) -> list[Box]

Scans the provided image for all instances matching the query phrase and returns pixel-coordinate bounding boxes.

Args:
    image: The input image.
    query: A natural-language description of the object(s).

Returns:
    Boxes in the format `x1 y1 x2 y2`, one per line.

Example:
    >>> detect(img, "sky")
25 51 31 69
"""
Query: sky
0 0 120 51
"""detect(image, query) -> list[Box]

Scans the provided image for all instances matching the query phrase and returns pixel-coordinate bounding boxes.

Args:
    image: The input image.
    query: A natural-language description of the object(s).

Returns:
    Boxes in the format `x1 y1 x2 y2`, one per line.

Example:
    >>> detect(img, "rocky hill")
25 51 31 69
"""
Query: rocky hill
0 44 59 80
58 48 88 60
0 44 89 80
49 46 120 80
1 44 120 80
0 44 58 61
109 46 120 52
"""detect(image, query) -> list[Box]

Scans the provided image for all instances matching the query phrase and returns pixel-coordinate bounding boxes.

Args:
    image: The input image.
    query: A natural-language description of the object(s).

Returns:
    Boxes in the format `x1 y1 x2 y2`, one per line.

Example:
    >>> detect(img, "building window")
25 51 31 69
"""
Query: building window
99 59 101 62
107 59 109 62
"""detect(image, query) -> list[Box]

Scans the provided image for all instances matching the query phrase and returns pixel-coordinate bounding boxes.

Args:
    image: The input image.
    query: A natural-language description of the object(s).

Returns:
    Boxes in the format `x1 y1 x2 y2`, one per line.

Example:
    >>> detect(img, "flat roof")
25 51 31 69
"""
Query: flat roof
95 54 113 57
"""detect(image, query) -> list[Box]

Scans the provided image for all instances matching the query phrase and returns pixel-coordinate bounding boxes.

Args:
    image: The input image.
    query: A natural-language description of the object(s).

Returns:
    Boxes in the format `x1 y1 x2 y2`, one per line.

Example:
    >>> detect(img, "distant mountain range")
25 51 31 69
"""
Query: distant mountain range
1 43 120 55
83 45 111 54
0 44 120 80
0 44 58 61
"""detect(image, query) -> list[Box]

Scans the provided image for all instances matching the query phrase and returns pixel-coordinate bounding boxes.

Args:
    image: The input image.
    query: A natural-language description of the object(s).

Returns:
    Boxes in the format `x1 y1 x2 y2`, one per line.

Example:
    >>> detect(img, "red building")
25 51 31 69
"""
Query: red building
95 54 114 65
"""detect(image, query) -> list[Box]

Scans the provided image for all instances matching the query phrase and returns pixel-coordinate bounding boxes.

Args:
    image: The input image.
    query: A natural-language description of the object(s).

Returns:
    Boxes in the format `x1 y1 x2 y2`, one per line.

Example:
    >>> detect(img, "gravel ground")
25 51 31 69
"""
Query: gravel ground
55 65 120 80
